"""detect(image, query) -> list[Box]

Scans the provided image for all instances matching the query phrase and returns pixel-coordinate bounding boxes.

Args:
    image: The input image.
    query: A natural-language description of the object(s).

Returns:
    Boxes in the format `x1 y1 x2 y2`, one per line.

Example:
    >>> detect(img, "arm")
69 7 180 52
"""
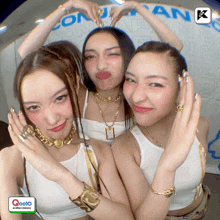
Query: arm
110 1 183 51
112 74 201 220
65 141 134 220
7 111 134 220
112 134 175 220
18 0 103 59
0 147 23 220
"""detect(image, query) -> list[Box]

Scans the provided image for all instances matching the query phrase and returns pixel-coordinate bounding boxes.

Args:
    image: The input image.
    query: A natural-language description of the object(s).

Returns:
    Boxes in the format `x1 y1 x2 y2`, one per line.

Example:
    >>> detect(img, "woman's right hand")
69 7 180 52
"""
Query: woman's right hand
69 0 103 27
159 73 201 172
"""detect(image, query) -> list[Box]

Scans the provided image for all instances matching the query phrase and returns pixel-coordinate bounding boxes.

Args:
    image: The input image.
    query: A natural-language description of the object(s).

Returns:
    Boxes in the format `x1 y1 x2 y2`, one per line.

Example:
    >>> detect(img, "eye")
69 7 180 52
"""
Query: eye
85 55 95 60
108 53 121 56
26 105 40 111
55 94 68 103
125 77 136 83
149 83 164 87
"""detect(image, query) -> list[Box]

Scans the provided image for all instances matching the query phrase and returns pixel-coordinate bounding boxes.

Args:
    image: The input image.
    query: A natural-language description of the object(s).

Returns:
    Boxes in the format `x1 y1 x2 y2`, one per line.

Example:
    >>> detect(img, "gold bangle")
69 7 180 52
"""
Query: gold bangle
58 5 69 14
150 185 175 198
69 182 101 212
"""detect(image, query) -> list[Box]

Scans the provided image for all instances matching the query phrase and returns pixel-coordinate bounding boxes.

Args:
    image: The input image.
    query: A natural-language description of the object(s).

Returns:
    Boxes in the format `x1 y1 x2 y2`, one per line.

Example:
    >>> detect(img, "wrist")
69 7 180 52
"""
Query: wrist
58 171 85 199
63 1 74 11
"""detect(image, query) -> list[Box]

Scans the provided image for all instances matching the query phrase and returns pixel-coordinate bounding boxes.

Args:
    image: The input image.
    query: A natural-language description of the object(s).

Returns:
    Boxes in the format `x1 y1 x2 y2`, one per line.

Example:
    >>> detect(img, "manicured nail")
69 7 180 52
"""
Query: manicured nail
178 74 181 83
194 93 198 101
185 76 188 83
11 107 15 113
182 70 186 78
19 110 23 115
8 112 12 118
9 124 12 131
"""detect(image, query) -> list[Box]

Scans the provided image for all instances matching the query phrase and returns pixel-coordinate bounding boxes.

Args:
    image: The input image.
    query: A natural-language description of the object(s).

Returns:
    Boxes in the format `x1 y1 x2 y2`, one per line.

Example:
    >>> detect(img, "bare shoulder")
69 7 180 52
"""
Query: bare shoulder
88 138 113 163
197 116 210 151
112 131 138 155
0 145 23 183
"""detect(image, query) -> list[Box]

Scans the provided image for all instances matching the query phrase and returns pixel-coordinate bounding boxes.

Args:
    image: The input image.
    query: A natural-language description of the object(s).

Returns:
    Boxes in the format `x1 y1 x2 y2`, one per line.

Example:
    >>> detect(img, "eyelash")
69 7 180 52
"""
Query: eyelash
125 77 136 83
149 83 164 87
55 94 68 102
85 52 121 60
26 95 68 111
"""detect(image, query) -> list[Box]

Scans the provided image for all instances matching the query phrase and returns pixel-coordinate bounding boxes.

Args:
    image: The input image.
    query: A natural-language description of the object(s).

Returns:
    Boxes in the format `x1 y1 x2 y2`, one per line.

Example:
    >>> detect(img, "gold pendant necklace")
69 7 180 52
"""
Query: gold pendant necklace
94 93 122 140
145 128 164 148
95 92 122 103
35 125 76 149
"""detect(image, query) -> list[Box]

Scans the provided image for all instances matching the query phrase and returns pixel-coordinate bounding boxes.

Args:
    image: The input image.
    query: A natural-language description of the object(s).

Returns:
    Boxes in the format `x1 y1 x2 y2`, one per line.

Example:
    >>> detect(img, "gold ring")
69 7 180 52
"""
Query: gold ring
98 8 104 16
176 104 184 112
19 125 35 141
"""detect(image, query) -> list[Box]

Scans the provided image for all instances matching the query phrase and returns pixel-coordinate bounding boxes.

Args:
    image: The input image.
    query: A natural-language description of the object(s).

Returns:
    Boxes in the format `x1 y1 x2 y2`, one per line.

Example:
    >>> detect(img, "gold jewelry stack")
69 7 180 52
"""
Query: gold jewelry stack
94 93 122 140
69 182 101 212
95 92 122 103
145 128 164 148
35 125 76 149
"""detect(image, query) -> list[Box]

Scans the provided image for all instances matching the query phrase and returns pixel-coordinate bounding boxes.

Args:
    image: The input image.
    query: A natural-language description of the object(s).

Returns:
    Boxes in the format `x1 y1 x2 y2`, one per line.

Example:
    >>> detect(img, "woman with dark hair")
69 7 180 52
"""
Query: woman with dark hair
0 46 134 220
18 0 183 144
112 41 210 220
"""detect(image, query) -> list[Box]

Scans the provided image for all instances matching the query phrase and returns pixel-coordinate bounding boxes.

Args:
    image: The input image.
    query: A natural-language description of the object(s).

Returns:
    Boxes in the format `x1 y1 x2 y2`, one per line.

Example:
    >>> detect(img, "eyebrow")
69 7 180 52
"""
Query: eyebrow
23 86 67 104
126 71 168 80
84 46 120 52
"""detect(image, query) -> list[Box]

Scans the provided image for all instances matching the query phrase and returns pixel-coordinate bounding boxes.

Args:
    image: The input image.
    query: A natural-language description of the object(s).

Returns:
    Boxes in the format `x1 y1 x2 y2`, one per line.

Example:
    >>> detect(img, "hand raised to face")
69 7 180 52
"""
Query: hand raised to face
7 109 69 184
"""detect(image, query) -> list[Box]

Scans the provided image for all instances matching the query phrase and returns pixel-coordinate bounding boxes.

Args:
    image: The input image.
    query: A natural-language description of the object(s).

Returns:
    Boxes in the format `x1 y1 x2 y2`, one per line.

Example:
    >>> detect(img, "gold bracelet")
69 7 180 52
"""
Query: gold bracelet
69 182 101 212
58 4 69 14
150 185 175 198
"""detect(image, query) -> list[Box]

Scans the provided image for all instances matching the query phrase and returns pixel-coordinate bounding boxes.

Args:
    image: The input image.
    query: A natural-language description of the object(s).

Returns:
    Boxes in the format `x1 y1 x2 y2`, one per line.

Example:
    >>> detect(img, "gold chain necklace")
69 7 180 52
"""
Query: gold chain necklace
95 92 122 102
35 125 76 149
94 93 122 140
145 128 164 148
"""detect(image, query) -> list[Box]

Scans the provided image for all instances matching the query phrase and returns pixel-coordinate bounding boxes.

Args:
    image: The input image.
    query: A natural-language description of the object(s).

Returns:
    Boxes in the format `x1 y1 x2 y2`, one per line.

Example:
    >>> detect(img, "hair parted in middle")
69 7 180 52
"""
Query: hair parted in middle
14 42 82 133
82 27 136 131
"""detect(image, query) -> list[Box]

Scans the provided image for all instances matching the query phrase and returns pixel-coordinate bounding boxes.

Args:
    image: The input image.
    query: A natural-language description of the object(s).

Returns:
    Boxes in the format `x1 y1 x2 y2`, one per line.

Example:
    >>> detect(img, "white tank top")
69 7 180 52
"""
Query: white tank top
78 90 128 144
131 126 206 210
20 144 98 219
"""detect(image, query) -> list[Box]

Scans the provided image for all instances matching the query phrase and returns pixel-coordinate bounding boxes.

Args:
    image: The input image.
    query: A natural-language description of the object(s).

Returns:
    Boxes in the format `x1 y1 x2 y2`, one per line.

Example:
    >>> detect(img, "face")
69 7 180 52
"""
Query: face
123 52 179 127
84 32 124 91
21 69 73 141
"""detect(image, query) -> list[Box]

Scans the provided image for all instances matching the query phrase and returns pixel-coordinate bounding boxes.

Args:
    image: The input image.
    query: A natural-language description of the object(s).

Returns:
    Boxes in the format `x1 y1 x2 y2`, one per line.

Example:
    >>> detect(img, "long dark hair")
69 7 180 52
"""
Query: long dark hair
82 27 135 130
134 41 187 77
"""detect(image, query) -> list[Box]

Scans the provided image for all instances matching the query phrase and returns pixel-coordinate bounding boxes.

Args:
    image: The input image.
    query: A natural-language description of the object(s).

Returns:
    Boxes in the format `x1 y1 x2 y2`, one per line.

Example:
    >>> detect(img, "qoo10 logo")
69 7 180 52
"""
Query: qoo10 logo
9 197 36 213
12 199 32 206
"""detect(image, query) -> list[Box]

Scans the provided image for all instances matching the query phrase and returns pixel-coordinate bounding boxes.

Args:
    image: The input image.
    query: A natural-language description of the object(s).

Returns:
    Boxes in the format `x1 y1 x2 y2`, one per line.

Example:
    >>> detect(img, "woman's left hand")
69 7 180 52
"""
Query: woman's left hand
7 109 68 184
110 1 140 27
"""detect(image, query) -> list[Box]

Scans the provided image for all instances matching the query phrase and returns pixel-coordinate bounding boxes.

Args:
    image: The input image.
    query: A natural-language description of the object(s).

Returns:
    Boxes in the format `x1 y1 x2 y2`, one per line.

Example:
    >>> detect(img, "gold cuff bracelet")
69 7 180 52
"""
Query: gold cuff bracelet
69 182 101 212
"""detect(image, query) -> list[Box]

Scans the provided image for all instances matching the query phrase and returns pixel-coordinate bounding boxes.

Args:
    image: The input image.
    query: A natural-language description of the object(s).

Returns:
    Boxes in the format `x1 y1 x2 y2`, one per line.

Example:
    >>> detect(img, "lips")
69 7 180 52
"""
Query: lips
49 122 66 132
133 105 153 113
96 71 111 80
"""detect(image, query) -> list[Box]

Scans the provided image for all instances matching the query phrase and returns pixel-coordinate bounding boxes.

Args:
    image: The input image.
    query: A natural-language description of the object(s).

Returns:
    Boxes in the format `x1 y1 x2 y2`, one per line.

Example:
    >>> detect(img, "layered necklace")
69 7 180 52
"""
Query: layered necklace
35 125 76 149
94 92 122 140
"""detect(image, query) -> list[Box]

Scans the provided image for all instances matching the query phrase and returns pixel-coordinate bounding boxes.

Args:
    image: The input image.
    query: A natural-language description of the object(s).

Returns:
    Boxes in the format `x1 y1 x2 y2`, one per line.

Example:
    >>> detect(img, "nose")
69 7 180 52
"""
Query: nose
131 84 148 104
97 56 108 71
44 107 60 126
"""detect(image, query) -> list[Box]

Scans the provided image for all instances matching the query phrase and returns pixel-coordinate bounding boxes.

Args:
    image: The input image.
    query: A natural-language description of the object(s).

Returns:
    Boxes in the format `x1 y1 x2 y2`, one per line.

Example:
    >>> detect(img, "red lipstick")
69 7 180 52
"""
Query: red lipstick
49 122 66 132
133 105 153 113
96 71 111 80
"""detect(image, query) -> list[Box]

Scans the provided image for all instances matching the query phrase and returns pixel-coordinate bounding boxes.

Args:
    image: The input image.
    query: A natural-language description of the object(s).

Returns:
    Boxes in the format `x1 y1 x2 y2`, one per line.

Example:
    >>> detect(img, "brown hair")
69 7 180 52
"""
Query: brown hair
14 43 81 132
